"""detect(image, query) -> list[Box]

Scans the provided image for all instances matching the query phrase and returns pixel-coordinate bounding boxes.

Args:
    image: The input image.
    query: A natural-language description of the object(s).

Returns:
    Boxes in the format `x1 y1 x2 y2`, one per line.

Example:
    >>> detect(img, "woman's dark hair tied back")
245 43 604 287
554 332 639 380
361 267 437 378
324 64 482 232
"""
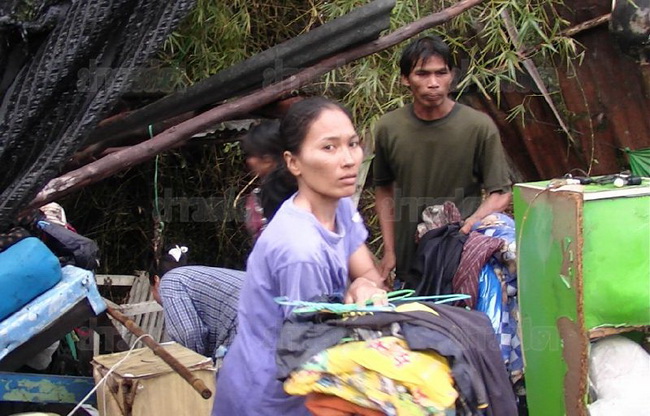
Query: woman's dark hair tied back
152 245 189 283
279 97 352 155
256 96 351 221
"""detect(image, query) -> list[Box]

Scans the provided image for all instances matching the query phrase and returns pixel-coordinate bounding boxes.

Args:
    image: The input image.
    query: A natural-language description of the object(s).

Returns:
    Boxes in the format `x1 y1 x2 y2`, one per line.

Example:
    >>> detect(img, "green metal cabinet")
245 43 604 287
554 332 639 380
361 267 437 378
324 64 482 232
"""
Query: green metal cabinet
514 180 650 416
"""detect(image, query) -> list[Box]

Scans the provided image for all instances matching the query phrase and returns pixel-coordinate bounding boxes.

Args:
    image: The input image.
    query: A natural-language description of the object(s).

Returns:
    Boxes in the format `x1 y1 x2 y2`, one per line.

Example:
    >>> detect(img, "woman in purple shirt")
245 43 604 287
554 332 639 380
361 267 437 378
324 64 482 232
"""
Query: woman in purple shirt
212 97 387 416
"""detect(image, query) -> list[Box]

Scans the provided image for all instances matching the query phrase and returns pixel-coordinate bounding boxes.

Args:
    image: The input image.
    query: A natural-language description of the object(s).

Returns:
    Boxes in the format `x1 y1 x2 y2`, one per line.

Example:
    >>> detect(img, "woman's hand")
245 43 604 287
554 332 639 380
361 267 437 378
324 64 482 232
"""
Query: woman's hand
344 277 389 307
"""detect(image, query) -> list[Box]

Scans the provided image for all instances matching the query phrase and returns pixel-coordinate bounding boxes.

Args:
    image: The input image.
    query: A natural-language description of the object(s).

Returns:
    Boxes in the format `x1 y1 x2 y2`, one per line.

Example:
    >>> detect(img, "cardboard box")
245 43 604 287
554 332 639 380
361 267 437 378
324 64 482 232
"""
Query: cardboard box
92 342 215 416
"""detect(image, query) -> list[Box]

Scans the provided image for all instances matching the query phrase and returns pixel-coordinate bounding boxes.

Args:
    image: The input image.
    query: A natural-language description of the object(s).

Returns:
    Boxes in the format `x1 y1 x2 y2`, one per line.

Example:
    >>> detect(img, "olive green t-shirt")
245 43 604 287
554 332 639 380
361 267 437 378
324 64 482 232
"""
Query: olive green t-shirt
373 102 511 285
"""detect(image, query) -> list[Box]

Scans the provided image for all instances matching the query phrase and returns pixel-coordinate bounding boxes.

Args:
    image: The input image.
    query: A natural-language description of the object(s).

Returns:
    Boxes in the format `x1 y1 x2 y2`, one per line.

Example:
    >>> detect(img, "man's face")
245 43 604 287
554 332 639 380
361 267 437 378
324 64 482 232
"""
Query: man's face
401 55 454 114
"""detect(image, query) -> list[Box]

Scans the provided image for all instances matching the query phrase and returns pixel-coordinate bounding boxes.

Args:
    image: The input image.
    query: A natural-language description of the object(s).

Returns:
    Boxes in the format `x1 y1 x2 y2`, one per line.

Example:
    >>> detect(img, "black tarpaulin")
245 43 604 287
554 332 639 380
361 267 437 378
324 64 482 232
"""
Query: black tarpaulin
0 0 196 230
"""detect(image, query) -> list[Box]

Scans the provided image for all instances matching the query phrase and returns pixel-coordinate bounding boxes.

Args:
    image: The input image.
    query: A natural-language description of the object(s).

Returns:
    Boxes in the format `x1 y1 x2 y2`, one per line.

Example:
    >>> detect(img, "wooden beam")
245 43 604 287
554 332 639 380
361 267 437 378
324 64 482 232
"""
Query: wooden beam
113 301 163 317
96 274 137 287
28 0 486 209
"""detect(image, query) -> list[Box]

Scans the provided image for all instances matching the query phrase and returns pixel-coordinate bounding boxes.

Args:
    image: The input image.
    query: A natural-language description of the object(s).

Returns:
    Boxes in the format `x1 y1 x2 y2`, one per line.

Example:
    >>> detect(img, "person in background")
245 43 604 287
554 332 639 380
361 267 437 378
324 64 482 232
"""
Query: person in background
149 245 243 361
213 97 388 416
373 35 512 288
241 119 297 241
19 202 71 372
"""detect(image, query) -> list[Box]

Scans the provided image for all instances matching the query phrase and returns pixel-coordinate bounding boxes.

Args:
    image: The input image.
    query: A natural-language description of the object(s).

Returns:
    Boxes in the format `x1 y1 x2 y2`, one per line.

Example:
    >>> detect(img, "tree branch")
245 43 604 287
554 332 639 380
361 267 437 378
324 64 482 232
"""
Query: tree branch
563 13 610 38
501 9 576 145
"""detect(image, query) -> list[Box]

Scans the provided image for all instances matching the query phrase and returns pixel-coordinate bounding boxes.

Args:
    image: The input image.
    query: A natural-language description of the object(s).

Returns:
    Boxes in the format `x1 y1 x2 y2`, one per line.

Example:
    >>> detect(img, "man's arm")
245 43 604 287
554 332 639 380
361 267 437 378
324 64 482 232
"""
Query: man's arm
463 114 513 234
460 190 512 234
375 183 396 279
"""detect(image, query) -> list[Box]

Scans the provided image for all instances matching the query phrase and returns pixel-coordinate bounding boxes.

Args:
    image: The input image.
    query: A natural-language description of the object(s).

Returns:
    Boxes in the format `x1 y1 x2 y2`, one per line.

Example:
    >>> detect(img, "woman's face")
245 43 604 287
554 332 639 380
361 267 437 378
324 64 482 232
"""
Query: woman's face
285 108 363 202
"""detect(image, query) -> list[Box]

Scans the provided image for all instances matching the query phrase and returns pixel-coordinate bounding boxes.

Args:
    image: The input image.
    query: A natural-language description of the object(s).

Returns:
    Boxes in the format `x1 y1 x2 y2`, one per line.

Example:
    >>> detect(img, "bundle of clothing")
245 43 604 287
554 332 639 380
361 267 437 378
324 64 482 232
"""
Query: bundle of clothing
411 202 522 382
276 300 518 416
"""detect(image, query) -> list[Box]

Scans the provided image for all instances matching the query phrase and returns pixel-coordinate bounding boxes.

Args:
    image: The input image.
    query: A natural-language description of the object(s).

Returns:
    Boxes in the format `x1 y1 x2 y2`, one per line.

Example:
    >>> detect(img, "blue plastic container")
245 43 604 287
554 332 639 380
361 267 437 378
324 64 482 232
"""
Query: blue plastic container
0 237 62 321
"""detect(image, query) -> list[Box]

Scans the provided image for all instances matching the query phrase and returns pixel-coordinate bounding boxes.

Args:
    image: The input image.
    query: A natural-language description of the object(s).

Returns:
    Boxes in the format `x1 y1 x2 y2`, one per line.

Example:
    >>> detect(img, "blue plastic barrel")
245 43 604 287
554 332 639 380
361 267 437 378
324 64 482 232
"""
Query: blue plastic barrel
0 237 62 321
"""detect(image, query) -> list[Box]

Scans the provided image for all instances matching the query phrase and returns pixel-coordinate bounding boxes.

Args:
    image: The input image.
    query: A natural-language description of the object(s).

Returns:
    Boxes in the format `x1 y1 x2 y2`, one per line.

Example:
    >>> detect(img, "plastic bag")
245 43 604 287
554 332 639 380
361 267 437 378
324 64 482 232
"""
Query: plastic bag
472 212 517 276
588 335 650 415
476 263 502 335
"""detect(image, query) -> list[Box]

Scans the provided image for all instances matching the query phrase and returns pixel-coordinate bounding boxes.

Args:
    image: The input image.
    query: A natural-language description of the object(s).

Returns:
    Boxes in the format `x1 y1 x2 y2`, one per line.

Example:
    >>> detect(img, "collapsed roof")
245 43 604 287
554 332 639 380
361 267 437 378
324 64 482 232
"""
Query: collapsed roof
0 0 395 231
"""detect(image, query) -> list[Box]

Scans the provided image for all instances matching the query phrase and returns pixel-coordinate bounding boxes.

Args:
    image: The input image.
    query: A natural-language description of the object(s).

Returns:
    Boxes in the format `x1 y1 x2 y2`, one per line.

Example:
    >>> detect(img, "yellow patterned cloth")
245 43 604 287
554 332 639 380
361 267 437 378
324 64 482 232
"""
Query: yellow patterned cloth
284 336 457 416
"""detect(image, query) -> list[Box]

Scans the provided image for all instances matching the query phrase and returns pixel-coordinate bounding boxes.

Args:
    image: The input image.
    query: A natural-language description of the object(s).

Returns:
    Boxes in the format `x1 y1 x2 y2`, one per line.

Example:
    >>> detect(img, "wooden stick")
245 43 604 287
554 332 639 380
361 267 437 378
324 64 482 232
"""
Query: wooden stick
562 13 611 38
106 306 213 400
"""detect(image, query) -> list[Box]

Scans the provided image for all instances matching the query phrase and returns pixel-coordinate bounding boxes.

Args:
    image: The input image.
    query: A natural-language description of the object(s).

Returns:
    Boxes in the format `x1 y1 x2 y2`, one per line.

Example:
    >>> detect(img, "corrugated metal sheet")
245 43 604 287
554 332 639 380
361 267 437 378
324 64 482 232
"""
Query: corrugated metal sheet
88 0 396 146
467 0 650 181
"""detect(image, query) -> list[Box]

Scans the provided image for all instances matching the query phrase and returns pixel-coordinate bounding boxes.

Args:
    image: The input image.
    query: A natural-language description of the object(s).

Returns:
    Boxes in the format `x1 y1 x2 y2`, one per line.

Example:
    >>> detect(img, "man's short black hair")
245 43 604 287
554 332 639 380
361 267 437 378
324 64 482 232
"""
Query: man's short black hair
399 35 453 77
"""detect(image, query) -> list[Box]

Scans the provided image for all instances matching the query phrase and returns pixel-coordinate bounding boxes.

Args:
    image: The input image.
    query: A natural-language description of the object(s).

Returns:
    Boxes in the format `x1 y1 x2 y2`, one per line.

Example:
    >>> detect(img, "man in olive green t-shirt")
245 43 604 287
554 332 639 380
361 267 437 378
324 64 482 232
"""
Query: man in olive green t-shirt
373 35 512 287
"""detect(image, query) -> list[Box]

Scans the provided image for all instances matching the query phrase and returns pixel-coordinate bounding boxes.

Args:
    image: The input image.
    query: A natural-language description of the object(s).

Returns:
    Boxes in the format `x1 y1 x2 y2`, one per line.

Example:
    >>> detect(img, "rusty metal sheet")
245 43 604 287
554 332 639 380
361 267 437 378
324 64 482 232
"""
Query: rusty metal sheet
468 0 650 181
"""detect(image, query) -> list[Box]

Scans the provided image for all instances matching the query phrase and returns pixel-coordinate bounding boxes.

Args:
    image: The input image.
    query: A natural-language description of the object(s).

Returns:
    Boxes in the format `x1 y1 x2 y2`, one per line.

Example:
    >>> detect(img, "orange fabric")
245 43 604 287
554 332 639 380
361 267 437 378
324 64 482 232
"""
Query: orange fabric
305 393 385 416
